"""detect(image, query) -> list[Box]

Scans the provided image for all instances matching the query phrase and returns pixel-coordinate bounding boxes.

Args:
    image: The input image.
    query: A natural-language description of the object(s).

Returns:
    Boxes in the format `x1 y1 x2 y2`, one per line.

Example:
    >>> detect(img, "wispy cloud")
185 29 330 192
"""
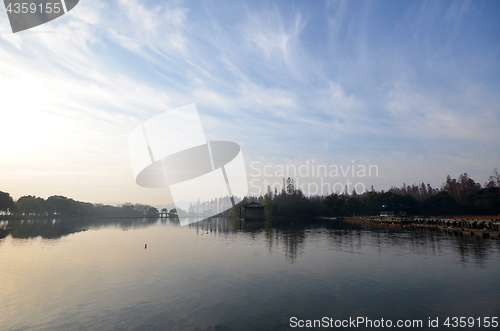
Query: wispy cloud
0 0 498 202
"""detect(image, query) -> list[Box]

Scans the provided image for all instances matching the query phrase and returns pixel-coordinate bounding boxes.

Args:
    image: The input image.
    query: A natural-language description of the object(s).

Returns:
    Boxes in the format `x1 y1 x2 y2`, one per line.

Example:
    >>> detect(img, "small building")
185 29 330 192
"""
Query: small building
239 201 265 220
379 203 409 217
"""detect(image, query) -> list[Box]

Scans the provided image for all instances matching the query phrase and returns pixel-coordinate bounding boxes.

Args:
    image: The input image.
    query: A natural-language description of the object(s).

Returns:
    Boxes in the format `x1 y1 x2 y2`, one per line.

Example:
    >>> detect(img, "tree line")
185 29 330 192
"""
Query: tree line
0 194 158 218
187 196 238 216
1 169 499 219
231 169 500 217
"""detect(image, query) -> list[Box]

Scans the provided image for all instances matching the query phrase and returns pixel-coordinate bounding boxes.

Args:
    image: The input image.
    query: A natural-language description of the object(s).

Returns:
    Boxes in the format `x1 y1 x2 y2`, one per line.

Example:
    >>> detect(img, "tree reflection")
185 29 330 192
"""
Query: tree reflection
0 228 9 240
0 217 179 240
1 216 497 265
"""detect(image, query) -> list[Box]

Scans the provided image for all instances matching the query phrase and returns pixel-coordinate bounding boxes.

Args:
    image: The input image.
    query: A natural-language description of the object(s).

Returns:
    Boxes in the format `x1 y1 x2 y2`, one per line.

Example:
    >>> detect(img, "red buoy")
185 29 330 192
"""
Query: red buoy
145 244 147 249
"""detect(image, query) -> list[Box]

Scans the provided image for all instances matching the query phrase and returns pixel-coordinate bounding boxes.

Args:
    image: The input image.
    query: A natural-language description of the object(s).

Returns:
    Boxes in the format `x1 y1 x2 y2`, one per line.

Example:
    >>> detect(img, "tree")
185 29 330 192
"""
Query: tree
486 168 500 188
323 193 347 216
47 195 77 215
286 177 294 194
261 198 275 217
228 204 238 217
265 186 273 200
0 191 15 214
423 192 457 215
176 207 187 216
121 202 136 215
15 196 47 216
464 187 500 215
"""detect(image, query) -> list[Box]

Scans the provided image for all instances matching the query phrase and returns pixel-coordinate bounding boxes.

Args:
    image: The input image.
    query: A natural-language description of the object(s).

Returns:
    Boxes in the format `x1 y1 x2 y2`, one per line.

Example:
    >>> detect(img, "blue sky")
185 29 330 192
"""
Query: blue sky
0 0 499 204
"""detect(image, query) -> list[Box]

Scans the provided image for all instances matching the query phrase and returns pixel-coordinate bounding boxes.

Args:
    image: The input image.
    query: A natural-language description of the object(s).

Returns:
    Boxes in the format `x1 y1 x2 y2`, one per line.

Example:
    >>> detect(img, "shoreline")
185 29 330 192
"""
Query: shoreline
341 216 500 239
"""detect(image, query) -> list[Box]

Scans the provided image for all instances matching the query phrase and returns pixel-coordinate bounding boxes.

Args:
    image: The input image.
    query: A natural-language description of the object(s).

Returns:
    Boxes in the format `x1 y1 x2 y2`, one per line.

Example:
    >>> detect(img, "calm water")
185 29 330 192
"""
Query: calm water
1 217 499 330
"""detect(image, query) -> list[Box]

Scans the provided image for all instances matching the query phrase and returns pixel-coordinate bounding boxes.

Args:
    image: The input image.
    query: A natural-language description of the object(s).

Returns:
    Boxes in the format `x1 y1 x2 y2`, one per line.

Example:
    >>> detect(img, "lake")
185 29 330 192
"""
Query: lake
1 217 499 330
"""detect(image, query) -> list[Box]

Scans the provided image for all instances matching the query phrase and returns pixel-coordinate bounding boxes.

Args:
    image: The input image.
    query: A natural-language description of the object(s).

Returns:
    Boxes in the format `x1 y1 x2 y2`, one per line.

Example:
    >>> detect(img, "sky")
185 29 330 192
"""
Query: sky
0 0 499 206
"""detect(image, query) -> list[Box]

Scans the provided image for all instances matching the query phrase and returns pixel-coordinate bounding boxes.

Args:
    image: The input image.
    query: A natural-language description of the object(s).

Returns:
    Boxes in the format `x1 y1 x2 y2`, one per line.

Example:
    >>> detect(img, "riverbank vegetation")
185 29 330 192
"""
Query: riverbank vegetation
0 194 158 218
1 169 499 219
232 169 500 217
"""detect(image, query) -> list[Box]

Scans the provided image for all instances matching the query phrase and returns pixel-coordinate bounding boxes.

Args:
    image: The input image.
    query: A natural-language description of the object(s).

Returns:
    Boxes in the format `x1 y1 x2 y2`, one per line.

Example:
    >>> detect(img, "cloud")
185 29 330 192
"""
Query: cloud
0 2 190 202
243 8 303 62
107 0 187 54
0 0 498 202
385 79 499 141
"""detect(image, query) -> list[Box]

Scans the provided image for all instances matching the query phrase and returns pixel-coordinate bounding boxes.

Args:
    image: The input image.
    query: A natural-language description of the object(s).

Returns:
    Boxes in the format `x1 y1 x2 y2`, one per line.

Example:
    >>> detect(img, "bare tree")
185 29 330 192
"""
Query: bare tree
486 168 500 187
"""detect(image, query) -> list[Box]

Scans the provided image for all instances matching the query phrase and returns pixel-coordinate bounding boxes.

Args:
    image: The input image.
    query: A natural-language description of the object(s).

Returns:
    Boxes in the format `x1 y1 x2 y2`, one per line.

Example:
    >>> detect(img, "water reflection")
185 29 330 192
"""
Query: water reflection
0 218 168 240
1 217 499 331
1 217 498 266
0 228 9 239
